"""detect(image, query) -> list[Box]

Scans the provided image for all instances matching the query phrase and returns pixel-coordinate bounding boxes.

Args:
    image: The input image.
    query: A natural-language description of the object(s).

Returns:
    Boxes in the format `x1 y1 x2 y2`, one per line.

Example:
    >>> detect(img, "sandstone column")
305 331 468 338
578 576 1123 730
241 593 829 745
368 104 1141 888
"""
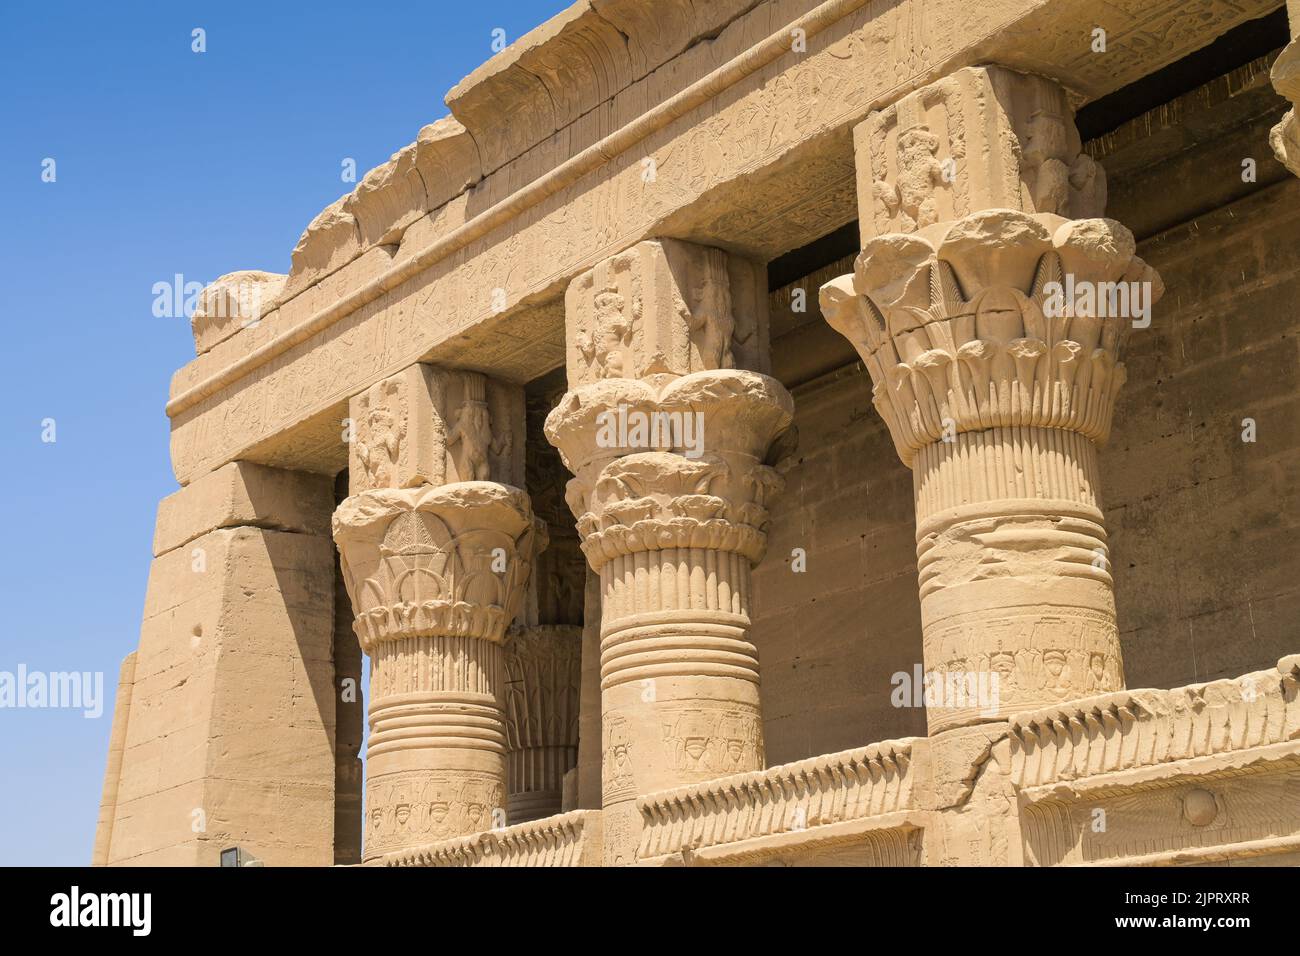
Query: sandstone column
332 364 542 860
820 67 1163 735
545 239 794 864
503 624 582 823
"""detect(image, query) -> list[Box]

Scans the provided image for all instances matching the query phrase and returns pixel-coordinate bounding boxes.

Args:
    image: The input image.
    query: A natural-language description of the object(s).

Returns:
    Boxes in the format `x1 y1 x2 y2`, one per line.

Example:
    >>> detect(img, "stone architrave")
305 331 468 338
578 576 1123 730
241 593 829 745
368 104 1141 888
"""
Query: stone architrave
822 66 1166 734
823 207 1162 733
546 238 794 865
857 67 1108 243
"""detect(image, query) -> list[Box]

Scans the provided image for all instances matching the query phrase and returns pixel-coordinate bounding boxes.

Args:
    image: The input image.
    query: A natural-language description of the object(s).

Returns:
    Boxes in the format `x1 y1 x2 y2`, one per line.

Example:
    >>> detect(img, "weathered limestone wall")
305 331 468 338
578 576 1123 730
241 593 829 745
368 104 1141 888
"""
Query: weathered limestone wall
100 463 338 866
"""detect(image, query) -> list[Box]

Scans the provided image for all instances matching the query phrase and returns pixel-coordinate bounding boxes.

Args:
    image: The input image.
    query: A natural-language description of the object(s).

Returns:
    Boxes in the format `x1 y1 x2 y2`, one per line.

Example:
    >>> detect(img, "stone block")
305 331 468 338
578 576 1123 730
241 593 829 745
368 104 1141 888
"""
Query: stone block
153 461 334 556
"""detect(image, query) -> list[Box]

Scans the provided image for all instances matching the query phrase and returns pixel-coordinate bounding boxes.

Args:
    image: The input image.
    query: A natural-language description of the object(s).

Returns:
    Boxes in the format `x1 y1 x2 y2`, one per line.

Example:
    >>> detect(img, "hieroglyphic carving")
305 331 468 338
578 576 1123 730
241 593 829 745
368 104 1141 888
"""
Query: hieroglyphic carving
366 770 505 859
659 707 763 778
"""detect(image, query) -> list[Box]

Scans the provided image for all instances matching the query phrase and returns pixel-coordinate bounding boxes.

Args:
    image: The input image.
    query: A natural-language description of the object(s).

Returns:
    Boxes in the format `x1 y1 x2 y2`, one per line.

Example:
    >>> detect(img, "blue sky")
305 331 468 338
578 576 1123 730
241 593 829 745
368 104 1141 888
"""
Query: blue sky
0 0 564 866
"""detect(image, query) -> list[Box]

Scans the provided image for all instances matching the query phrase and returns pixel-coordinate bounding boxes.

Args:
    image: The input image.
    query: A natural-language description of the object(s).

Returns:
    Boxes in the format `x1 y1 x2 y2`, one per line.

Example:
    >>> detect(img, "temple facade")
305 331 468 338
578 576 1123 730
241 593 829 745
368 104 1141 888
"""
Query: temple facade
95 0 1300 867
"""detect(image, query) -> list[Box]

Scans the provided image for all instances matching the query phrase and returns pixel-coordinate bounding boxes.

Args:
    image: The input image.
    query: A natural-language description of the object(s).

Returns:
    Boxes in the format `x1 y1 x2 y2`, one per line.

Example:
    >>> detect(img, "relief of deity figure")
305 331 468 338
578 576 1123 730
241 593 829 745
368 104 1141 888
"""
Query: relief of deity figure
873 126 944 231
356 404 405 488
682 249 737 371
578 289 633 379
448 399 495 481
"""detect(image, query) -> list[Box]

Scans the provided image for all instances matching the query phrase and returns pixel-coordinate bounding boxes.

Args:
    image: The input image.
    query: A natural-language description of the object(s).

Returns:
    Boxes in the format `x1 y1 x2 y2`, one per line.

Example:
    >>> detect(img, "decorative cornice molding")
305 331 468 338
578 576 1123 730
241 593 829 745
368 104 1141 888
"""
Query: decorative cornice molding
164 0 874 419
1007 658 1300 792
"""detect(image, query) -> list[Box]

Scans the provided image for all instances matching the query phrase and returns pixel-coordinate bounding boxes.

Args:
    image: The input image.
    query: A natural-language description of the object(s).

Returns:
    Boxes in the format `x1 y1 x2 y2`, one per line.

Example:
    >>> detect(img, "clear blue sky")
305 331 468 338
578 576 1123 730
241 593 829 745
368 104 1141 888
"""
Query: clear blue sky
0 0 564 866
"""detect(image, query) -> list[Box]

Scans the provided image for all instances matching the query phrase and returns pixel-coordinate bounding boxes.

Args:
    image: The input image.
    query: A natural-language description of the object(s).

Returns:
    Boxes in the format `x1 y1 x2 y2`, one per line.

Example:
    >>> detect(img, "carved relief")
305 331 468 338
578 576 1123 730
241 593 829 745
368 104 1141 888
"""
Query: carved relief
503 625 582 822
334 482 541 649
566 239 769 388
348 365 525 494
858 67 1108 243
366 770 506 860
659 708 763 778
602 713 636 800
447 373 500 482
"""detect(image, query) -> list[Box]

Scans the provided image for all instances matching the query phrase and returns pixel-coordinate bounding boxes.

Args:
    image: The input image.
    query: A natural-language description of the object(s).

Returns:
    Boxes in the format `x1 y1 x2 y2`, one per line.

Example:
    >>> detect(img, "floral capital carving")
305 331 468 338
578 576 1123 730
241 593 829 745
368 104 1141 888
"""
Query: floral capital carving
820 209 1163 465
544 369 793 571
333 481 544 650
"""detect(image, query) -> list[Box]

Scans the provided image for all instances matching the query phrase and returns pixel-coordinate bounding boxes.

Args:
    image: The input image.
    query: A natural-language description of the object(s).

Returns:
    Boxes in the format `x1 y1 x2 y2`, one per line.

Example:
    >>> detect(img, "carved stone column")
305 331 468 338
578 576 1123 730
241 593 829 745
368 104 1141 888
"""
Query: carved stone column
333 364 540 861
545 239 794 864
821 67 1163 735
503 624 582 823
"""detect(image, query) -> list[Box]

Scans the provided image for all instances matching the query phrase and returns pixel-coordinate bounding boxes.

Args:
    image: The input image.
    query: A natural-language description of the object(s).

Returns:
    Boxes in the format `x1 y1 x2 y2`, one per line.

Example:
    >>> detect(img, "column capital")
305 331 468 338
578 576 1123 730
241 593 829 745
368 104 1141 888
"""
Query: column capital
333 481 543 650
564 237 769 388
348 364 524 495
544 370 793 572
820 209 1163 467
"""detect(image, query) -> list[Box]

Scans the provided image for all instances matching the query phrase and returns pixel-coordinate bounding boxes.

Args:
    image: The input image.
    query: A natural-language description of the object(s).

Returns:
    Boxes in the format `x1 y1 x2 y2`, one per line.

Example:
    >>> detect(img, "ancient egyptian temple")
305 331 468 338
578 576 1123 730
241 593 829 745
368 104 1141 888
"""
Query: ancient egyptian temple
95 0 1300 866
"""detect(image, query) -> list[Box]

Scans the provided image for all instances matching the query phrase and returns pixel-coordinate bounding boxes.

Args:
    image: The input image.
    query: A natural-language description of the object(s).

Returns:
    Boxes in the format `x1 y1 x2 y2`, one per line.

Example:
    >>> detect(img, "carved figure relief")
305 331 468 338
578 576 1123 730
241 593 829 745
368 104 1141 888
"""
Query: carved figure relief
873 126 944 232
576 288 634 379
355 383 407 489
